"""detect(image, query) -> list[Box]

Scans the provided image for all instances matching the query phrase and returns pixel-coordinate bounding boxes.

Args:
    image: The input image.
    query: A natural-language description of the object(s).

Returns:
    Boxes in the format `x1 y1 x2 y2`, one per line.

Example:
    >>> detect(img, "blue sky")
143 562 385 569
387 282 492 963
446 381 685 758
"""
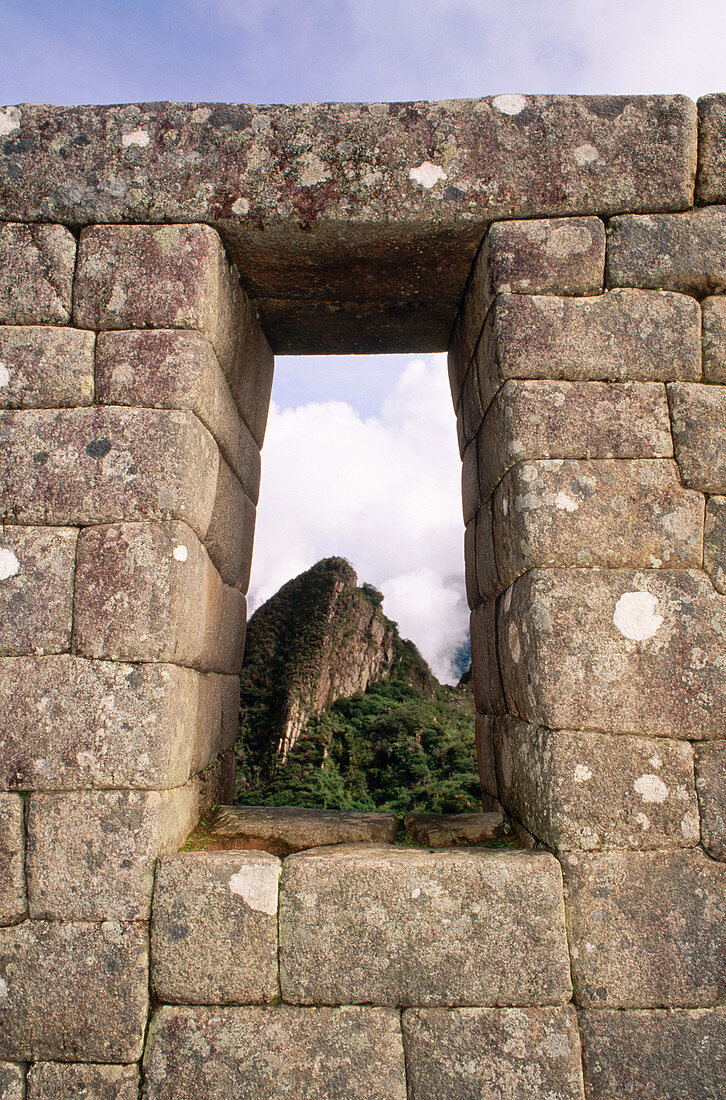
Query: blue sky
4 0 726 678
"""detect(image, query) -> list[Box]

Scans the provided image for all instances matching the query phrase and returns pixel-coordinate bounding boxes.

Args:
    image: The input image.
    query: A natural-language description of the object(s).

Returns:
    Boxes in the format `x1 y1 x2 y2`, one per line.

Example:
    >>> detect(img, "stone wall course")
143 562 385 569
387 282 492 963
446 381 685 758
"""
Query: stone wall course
0 920 148 1062
0 224 76 325
698 94 726 202
470 600 506 715
0 526 77 656
0 794 25 925
668 382 726 493
695 741 726 861
0 327 95 408
496 716 699 851
702 295 726 383
0 1063 24 1100
205 457 255 590
562 849 726 1008
402 1006 586 1100
26 1062 140 1100
475 715 498 800
151 851 280 1004
279 845 572 1007
607 206 726 295
705 497 726 593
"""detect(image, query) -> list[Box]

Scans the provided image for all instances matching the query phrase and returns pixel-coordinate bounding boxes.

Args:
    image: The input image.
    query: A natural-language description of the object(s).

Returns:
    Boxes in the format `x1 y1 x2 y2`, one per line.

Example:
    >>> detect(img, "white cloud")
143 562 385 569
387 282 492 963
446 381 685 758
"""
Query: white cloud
248 355 468 682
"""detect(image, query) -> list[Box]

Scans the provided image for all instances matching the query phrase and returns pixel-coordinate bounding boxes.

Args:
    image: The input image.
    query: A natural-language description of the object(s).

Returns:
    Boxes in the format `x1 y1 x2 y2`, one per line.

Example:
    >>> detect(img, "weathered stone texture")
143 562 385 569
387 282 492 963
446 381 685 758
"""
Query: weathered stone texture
695 741 726 861
698 94 726 201
461 439 479 522
470 600 506 715
143 1004 407 1100
280 845 571 1006
607 206 726 295
27 785 198 920
403 1006 585 1100
0 794 25 924
499 568 726 739
705 497 726 593
73 521 244 674
0 407 218 537
477 381 673 501
403 812 505 847
197 749 237 814
493 459 703 587
96 329 261 501
207 804 398 856
0 920 148 1061
152 851 280 1004
0 1063 24 1100
562 850 726 1007
668 382 726 493
458 357 485 444
0 656 229 790
227 290 275 448
702 295 726 383
475 714 499 800
26 1062 140 1100
496 717 699 851
580 1007 726 1100
0 526 77 656
0 327 94 408
205 457 255 589
0 223 76 325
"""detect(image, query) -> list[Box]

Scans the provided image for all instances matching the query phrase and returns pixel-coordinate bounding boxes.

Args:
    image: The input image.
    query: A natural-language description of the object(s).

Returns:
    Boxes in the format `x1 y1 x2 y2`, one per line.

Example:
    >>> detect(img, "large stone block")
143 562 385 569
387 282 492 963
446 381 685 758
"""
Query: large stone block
668 382 726 493
475 714 498 800
0 223 76 325
0 920 148 1061
73 224 243 378
0 656 227 790
461 438 479 524
27 784 198 920
152 851 280 1004
496 716 698 851
0 407 218 538
579 1007 726 1100
499 568 726 739
695 741 726 861
0 794 25 925
279 845 571 1007
26 1062 140 1100
73 521 245 674
705 497 726 593
0 526 77 656
493 458 703 588
477 381 672 501
205 457 255 590
0 326 94 408
607 206 726 295
698 94 726 201
226 290 275 449
96 329 261 502
0 1063 23 1100
403 1006 585 1100
459 357 485 446
143 1004 406 1100
207 804 399 856
470 601 506 715
702 296 726 384
477 289 699 413
562 849 726 1008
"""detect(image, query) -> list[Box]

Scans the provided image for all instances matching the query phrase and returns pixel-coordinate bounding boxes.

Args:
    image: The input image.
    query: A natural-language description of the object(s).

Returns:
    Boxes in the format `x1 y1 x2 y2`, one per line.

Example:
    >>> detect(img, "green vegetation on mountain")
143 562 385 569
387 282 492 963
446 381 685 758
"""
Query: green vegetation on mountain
235 557 482 813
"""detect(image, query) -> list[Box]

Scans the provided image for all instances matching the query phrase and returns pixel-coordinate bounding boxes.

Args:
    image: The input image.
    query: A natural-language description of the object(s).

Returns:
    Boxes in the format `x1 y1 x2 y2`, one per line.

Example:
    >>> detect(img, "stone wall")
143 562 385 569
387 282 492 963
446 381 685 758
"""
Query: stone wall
0 93 725 1097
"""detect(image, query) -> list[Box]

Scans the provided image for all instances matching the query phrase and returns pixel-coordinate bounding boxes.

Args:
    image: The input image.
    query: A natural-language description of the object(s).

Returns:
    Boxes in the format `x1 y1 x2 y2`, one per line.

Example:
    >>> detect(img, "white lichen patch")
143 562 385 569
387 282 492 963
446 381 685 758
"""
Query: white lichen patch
681 811 700 841
0 106 21 137
555 491 579 513
635 811 651 831
573 143 599 166
411 887 421 899
298 153 330 187
409 162 447 188
191 107 211 124
492 94 527 115
508 622 522 663
0 363 10 388
634 774 669 803
0 977 8 999
122 129 150 148
0 548 20 580
229 865 279 916
613 591 664 641
573 764 592 783
172 544 188 562
546 225 593 258
231 197 250 215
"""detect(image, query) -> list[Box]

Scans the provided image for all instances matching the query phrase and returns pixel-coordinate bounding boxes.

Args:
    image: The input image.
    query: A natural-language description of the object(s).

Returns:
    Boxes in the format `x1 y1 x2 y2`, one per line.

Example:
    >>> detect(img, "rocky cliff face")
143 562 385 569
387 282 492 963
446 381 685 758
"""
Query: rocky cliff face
239 557 435 767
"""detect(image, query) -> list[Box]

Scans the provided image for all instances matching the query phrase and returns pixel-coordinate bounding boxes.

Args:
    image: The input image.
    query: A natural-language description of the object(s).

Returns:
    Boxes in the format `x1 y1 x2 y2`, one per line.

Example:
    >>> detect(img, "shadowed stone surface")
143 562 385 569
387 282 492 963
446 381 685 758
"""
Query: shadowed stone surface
73 521 245 674
96 329 261 502
152 851 280 1004
562 850 726 1007
475 715 499 801
0 656 231 790
476 381 673 501
0 794 25 924
579 1008 726 1100
26 1062 140 1100
0 223 76 325
607 206 726 295
0 1063 24 1100
496 717 698 851
0 407 219 537
462 438 479 521
143 1004 407 1100
0 526 77 655
0 920 148 1061
207 804 399 856
470 600 506 715
705 497 726 594
695 741 726 861
668 382 726 493
280 845 571 1006
27 785 199 920
472 500 499 601
205 457 255 589
702 296 726 383
493 459 703 587
0 327 95 408
403 812 505 847
499 568 726 739
403 1006 585 1100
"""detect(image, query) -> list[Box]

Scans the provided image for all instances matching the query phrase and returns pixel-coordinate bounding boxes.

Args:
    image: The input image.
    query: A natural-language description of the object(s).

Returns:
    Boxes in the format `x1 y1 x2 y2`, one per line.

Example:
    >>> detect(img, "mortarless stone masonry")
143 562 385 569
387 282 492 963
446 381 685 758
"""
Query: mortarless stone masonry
0 92 725 1097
